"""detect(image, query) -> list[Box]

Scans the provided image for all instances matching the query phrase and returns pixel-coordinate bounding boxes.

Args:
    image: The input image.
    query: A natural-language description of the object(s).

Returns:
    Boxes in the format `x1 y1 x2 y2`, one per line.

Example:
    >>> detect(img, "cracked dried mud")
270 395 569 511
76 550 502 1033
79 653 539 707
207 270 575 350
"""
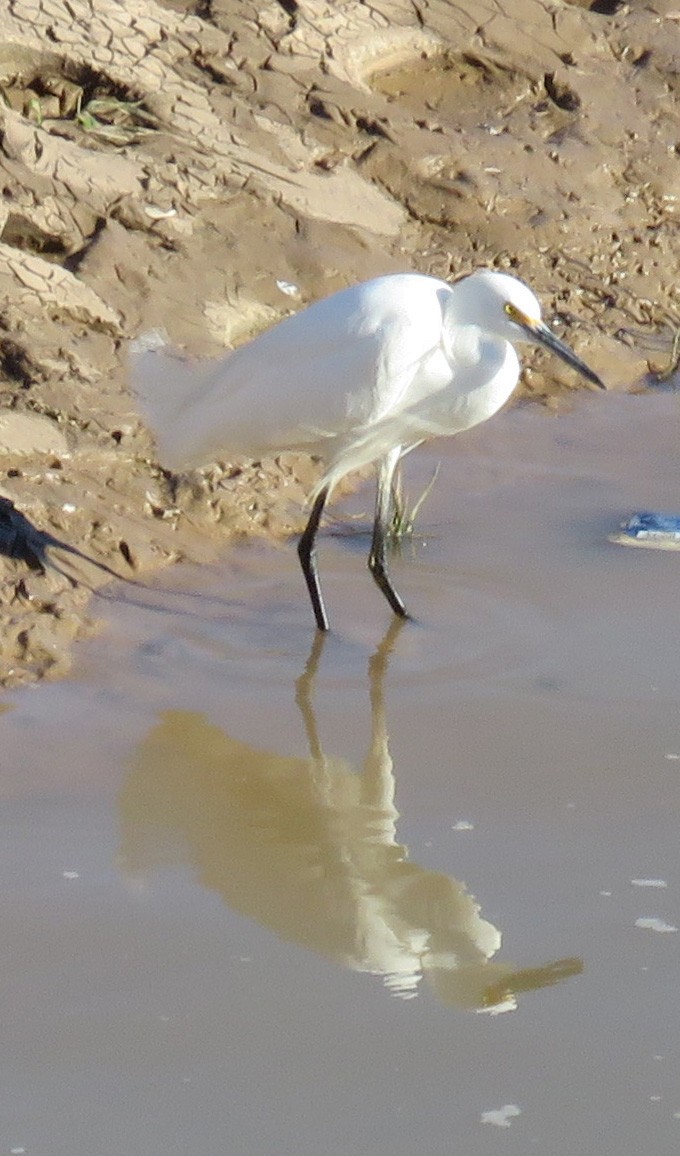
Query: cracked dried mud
1 0 679 683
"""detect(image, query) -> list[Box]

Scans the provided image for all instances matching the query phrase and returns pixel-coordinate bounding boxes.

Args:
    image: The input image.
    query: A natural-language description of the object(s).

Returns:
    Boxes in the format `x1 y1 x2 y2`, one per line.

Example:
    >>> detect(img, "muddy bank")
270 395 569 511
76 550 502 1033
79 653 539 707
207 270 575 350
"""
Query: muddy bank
0 0 678 685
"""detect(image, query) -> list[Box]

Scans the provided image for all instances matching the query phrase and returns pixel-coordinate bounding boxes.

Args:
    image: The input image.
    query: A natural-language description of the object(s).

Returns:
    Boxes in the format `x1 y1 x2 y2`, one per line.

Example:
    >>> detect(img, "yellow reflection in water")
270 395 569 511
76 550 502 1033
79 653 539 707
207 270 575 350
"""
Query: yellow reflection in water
119 623 581 1010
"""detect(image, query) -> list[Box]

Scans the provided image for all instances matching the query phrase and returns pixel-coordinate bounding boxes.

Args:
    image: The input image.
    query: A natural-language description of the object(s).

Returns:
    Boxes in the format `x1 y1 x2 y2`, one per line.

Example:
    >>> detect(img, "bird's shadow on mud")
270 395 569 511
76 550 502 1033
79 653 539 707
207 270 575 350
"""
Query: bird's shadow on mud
0 495 134 589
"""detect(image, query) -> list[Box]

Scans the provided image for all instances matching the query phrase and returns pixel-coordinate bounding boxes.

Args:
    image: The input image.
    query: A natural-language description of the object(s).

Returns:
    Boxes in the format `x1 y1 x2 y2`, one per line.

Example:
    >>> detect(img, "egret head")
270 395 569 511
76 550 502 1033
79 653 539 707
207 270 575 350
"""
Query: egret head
455 270 605 389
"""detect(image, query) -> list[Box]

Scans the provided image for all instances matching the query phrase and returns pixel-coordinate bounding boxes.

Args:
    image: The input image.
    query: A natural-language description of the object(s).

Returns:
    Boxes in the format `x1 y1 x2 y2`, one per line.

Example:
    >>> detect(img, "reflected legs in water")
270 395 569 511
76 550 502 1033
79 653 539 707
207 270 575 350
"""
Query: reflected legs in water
295 619 405 806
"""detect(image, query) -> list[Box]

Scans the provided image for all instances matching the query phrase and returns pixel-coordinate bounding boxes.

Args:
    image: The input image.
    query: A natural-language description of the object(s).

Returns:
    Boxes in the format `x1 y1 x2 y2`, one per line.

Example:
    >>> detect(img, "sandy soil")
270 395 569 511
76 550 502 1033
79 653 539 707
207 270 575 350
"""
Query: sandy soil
0 0 678 685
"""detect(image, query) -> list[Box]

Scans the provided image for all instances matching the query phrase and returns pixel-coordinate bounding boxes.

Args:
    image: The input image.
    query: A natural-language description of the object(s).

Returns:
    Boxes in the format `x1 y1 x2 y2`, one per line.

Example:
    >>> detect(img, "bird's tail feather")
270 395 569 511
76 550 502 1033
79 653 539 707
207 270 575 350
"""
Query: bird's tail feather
129 334 221 469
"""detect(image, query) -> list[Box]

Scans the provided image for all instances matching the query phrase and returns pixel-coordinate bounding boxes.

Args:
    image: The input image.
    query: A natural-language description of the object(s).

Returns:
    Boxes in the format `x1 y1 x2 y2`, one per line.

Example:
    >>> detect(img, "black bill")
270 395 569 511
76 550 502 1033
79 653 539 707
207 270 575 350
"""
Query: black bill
523 318 605 390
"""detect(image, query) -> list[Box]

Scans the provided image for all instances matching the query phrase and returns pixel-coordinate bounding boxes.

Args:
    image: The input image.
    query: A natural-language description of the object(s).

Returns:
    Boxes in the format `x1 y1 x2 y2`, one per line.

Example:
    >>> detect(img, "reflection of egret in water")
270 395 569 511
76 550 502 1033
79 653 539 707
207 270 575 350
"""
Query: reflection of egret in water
119 624 582 1010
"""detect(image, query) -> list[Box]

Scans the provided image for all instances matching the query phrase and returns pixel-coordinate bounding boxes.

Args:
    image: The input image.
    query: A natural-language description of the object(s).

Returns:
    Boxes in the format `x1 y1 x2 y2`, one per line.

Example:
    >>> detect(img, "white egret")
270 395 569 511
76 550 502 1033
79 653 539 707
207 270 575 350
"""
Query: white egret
135 270 604 630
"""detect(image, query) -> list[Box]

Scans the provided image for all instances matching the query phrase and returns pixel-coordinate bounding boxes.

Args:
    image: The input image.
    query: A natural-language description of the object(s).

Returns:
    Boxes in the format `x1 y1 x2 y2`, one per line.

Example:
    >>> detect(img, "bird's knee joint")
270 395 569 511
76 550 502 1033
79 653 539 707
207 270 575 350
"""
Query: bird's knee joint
298 536 313 562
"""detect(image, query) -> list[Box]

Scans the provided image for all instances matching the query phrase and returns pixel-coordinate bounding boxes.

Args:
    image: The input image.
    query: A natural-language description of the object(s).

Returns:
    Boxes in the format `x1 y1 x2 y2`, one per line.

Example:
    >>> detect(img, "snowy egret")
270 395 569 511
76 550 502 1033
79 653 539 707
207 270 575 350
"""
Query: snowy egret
136 270 604 630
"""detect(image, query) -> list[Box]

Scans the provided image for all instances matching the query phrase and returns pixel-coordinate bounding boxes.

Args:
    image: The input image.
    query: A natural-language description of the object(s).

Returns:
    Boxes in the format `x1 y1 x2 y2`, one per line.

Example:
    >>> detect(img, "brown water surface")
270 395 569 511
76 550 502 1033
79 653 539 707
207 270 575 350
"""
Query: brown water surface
2 391 680 1155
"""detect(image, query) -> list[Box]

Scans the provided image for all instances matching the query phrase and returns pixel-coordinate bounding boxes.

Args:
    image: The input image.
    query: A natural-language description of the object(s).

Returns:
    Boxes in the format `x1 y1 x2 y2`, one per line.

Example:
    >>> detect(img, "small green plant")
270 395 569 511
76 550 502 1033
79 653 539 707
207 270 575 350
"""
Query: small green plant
75 94 158 145
27 95 43 126
389 461 440 541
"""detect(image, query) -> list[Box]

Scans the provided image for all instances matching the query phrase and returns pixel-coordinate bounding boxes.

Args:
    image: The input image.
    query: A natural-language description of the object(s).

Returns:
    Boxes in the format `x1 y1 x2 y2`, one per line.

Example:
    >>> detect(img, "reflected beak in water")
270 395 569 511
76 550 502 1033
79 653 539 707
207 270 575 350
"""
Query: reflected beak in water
515 311 605 390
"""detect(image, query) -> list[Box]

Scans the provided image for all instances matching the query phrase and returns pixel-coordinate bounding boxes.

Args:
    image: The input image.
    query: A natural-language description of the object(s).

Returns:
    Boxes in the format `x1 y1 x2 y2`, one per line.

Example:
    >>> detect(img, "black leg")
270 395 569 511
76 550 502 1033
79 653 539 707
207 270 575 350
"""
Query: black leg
297 486 330 631
368 447 409 619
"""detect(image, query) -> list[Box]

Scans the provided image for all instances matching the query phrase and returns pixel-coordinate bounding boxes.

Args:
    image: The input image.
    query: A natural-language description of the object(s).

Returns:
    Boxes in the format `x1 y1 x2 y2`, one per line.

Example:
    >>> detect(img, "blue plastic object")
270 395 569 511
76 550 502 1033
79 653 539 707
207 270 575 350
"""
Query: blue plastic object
619 512 680 545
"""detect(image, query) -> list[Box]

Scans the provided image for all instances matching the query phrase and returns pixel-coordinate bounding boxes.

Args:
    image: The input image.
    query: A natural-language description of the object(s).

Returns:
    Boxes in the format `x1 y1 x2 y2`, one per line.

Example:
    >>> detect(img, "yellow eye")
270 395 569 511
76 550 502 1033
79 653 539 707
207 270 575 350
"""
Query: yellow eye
504 302 532 328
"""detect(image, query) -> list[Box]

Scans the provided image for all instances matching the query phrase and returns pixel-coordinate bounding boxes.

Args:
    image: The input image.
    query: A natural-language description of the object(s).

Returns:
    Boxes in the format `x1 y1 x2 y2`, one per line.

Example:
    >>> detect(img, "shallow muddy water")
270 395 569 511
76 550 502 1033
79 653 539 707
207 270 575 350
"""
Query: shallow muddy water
2 391 680 1155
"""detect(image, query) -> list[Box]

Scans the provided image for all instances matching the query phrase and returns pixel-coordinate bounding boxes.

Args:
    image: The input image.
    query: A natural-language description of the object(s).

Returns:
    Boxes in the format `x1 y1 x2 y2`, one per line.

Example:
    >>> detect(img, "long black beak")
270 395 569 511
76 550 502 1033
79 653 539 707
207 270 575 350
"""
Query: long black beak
522 318 605 390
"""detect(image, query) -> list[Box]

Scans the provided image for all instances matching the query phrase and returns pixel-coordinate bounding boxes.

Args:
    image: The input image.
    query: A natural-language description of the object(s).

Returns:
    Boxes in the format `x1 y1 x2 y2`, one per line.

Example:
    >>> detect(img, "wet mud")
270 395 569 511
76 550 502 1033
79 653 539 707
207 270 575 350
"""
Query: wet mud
1 0 680 682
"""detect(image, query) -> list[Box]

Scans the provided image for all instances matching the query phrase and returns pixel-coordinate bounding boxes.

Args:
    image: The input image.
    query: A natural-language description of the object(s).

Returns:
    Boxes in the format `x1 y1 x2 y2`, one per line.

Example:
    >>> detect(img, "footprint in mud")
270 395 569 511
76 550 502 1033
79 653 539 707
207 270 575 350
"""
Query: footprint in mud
0 53 159 149
0 50 160 264
358 50 587 245
561 0 624 12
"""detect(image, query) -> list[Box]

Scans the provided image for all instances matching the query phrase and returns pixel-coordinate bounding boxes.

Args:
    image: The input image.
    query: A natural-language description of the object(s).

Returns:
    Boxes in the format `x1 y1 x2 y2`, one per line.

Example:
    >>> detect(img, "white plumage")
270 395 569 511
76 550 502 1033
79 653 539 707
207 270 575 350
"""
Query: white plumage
134 269 603 630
